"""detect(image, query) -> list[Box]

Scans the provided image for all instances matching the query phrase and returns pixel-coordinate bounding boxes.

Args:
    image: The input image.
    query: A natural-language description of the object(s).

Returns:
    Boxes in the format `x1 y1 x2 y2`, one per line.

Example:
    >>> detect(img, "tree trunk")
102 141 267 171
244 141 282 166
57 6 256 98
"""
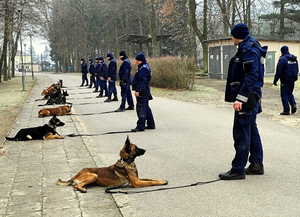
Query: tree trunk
279 0 285 40
146 0 158 58
0 0 10 82
188 0 208 72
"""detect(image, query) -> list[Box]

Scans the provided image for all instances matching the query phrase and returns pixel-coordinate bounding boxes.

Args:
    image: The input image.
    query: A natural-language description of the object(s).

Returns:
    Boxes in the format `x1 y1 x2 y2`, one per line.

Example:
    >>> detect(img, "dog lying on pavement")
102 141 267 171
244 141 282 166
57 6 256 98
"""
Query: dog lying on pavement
56 136 168 192
45 90 69 105
6 115 65 141
38 105 72 118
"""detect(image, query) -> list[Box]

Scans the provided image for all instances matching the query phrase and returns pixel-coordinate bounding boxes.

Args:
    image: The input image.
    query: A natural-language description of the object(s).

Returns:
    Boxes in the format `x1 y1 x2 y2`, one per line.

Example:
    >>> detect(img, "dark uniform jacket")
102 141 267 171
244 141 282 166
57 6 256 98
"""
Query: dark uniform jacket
99 61 108 79
132 60 151 96
81 61 88 74
89 61 95 76
225 35 268 104
274 52 299 84
107 54 117 80
119 58 132 84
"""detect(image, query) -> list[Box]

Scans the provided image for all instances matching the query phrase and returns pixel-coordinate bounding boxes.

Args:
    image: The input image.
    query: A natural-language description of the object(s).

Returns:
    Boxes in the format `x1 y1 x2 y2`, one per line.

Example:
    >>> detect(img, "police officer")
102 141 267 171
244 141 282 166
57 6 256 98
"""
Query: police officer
80 58 88 87
131 53 155 132
273 46 299 115
115 51 134 112
88 58 95 88
104 53 118 102
219 23 268 180
93 57 101 92
97 57 108 98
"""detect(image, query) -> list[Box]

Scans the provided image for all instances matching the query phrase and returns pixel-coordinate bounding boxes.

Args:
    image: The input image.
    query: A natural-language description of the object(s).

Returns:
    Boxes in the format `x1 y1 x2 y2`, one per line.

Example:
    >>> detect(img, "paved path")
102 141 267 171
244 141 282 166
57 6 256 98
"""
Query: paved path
0 74 121 217
2 72 300 217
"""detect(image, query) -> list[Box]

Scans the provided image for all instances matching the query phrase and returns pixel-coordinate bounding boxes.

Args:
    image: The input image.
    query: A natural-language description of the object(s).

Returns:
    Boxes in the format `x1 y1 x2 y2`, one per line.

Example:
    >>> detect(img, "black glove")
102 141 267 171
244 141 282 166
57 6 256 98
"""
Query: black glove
273 81 277 86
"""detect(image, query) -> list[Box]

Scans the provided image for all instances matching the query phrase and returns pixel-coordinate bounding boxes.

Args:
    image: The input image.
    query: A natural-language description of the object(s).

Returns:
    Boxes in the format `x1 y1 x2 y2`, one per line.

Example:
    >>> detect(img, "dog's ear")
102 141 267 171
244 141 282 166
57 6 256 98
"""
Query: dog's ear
125 136 131 152
53 114 57 119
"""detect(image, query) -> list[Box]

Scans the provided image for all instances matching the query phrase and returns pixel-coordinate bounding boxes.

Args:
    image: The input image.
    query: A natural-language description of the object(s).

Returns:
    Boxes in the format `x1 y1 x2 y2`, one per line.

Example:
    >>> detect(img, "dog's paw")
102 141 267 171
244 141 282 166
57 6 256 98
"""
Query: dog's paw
80 189 87 193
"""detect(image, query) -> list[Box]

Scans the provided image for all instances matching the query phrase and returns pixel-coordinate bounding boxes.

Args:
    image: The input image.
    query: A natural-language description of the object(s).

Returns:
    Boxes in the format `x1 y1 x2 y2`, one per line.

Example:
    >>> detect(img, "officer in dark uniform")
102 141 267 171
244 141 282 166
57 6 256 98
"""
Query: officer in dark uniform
273 46 299 115
104 53 118 102
80 58 88 87
219 23 268 180
88 58 95 88
93 57 101 92
115 51 134 112
131 53 155 132
97 57 108 98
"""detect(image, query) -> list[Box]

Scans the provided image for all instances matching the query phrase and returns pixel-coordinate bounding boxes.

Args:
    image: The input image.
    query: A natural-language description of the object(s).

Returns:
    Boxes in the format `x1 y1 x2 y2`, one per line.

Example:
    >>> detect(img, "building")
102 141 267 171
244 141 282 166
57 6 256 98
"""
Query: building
204 38 300 79
15 50 41 72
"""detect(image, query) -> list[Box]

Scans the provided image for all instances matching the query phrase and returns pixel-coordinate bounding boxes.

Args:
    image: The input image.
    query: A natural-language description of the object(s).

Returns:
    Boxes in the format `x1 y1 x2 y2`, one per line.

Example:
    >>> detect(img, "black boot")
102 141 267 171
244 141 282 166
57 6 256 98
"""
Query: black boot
104 95 112 102
112 93 118 101
292 104 297 114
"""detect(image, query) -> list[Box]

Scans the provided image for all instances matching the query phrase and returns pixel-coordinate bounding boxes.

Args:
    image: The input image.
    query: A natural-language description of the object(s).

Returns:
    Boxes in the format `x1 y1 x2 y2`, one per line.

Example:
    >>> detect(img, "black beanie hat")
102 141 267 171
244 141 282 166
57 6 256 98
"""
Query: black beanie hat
231 23 249 39
119 51 126 57
135 53 146 61
281 46 289 53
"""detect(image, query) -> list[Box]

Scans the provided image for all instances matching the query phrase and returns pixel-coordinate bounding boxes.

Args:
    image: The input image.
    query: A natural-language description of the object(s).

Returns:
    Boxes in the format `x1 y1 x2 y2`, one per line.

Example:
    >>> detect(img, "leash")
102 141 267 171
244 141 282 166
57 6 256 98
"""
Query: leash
105 158 221 194
70 110 116 116
105 179 221 194
66 130 134 137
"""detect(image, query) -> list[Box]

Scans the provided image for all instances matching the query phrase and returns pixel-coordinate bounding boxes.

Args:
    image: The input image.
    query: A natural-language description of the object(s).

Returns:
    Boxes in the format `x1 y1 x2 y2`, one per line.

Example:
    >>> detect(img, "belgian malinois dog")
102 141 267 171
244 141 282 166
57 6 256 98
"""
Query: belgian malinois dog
56 137 168 193
38 105 72 118
6 115 65 141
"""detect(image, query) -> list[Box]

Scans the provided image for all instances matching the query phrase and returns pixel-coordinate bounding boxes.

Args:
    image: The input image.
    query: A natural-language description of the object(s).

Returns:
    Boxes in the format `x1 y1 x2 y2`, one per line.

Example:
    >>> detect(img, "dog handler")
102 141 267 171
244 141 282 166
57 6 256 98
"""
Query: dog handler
115 51 134 112
131 53 155 132
80 58 88 87
219 23 268 180
273 46 299 115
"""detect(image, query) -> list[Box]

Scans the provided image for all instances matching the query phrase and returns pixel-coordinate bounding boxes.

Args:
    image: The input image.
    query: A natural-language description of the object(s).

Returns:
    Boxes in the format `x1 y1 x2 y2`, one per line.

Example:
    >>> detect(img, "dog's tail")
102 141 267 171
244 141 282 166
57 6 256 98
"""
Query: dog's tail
5 136 16 141
56 178 75 186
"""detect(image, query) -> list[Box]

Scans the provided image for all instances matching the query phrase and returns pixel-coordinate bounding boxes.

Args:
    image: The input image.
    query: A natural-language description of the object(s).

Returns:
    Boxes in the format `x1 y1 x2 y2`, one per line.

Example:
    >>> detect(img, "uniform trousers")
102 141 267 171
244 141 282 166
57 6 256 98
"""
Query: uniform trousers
231 101 263 174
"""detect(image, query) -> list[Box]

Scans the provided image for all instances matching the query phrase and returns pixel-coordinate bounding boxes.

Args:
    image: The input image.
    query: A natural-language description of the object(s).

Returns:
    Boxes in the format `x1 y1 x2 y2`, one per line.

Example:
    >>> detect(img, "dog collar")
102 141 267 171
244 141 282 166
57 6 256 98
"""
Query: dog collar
47 122 56 130
120 157 135 164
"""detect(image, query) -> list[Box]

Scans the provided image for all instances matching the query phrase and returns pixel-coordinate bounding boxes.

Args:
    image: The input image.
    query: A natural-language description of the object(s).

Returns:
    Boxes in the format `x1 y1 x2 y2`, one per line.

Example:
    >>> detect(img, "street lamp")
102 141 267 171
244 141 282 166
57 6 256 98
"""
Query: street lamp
28 33 34 79
16 4 25 91
24 43 26 75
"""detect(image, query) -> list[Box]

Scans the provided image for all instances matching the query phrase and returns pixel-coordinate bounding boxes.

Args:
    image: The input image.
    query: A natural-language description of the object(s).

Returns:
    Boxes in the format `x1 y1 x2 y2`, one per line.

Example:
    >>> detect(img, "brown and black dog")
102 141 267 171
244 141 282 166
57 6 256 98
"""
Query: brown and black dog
41 81 62 96
56 137 168 193
38 105 72 118
6 115 65 141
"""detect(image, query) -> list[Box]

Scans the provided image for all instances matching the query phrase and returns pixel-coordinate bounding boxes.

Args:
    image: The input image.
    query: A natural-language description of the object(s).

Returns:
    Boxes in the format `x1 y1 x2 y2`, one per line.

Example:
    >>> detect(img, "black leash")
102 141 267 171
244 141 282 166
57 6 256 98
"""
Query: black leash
73 102 102 106
66 97 94 100
105 179 221 194
70 111 116 116
66 130 134 137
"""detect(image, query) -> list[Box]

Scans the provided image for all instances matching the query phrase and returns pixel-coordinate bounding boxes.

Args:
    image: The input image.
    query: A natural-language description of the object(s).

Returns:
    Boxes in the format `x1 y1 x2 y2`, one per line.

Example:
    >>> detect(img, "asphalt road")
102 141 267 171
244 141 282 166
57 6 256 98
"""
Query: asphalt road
44 72 300 217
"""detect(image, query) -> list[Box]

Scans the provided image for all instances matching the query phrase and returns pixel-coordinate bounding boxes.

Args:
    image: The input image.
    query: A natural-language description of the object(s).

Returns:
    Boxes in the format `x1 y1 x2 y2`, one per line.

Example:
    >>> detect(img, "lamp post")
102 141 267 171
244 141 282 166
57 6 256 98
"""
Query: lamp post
24 43 26 75
28 33 34 79
16 4 25 91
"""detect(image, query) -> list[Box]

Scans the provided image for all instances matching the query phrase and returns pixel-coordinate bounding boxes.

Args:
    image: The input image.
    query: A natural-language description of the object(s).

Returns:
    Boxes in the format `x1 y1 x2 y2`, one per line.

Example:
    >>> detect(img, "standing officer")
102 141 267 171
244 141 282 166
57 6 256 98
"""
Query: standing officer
273 46 299 115
93 57 101 92
131 53 155 132
97 57 108 98
115 51 134 112
88 58 95 88
80 58 88 87
104 53 118 102
219 23 268 180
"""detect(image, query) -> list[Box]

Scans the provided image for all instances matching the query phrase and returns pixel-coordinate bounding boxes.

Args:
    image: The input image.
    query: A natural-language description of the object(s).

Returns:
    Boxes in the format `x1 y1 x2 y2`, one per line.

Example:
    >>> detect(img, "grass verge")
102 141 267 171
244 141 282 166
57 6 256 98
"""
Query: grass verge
0 76 36 147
